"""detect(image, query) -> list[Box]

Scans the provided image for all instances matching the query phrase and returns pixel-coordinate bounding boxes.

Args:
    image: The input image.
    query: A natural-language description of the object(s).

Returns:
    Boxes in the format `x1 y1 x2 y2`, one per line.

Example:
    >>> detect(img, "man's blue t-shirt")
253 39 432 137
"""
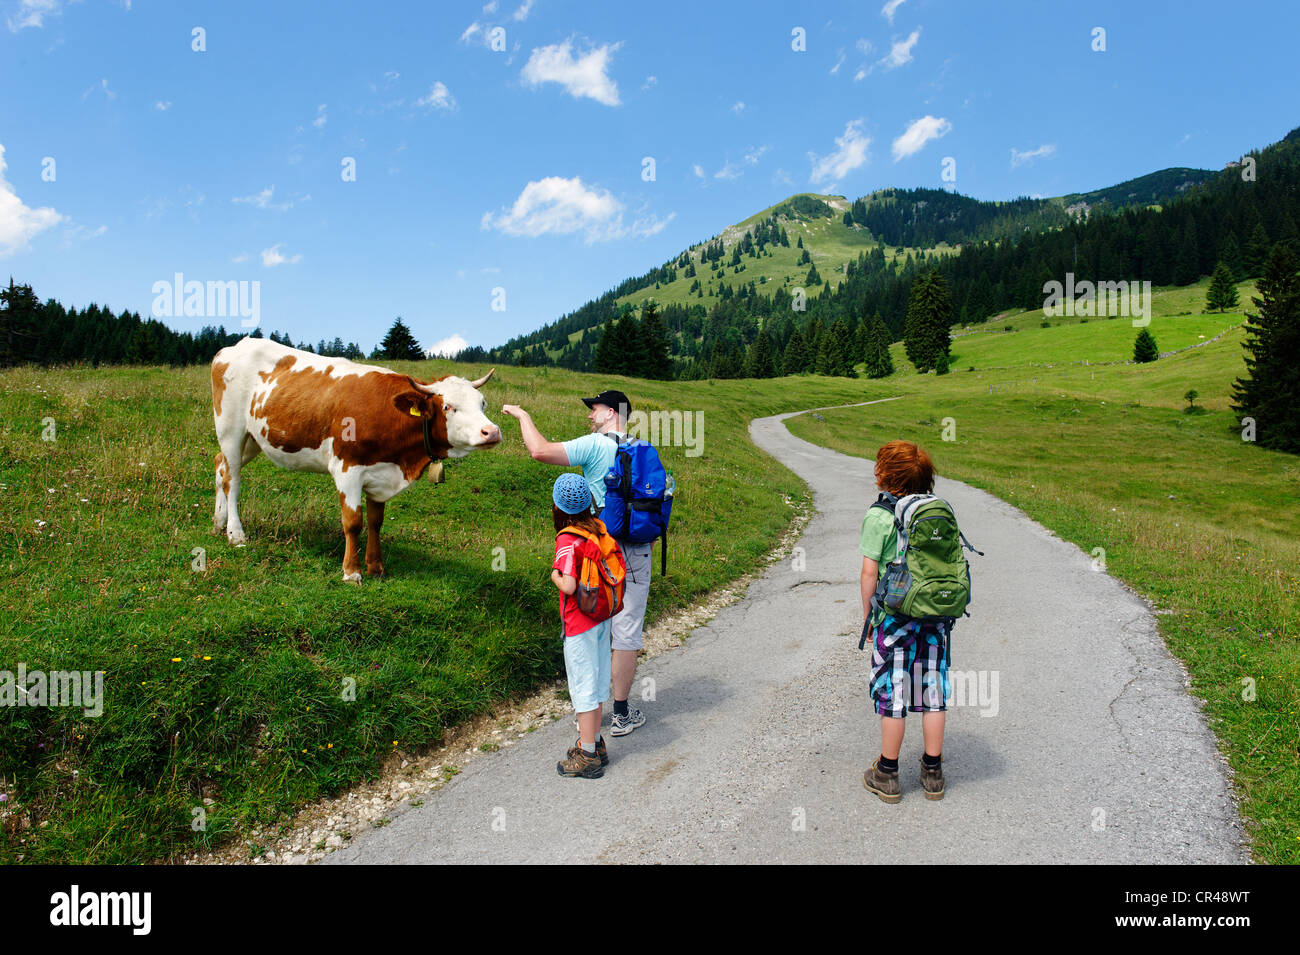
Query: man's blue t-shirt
561 430 624 507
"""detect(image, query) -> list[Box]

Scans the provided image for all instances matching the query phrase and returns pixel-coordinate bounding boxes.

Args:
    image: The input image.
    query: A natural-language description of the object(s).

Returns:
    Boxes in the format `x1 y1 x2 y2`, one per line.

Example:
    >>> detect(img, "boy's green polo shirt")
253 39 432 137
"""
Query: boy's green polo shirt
859 505 898 564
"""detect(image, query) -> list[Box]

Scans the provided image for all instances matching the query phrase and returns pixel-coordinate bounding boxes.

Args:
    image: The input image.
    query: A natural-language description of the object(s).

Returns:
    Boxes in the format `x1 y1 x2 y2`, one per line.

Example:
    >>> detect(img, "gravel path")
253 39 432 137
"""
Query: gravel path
324 401 1248 864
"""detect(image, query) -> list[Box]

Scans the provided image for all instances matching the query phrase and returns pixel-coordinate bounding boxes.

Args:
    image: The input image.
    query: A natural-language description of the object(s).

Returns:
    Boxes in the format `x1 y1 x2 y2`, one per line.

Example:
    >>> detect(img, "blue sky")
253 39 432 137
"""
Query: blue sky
1 0 1297 355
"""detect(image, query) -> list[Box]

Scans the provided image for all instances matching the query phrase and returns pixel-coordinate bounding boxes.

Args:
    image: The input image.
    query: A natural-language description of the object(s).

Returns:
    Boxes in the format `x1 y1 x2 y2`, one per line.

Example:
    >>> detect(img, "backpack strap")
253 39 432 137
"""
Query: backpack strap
959 530 984 557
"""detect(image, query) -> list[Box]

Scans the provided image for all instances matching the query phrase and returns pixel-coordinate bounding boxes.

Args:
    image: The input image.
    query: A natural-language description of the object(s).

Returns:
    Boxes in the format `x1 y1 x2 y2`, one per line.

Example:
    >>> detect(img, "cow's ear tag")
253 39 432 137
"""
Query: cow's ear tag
428 460 445 483
408 405 422 417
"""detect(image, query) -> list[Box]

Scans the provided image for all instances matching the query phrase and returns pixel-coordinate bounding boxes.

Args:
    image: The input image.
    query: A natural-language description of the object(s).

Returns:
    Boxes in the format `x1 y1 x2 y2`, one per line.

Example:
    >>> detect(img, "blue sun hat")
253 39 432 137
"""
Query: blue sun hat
552 472 592 515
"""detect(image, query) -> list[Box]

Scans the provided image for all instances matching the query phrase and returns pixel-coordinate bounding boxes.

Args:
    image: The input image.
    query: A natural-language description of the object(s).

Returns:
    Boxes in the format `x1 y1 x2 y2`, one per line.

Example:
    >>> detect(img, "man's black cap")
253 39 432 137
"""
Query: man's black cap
582 390 631 418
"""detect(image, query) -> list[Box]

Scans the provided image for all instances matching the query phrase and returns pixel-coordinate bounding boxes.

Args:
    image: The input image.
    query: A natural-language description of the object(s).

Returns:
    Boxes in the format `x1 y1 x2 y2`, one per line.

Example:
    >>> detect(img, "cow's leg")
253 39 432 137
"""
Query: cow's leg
365 496 385 577
213 451 229 535
337 486 364 584
220 433 261 545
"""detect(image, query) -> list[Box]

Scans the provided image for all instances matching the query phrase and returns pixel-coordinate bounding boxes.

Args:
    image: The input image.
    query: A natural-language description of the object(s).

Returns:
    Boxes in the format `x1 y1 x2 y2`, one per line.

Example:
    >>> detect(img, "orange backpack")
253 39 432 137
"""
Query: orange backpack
559 521 628 623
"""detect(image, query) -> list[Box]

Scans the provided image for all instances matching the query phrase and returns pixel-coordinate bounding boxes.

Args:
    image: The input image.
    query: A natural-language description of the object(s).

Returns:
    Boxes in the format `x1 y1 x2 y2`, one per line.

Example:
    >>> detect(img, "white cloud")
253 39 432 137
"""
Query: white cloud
232 186 305 212
829 51 845 75
853 66 871 82
521 38 621 106
692 164 705 179
880 28 921 70
415 81 457 112
512 0 534 21
427 333 470 358
714 162 741 181
62 222 107 246
881 0 907 23
856 37 873 54
481 176 671 242
772 168 795 186
641 75 657 90
482 1 498 12
7 0 62 31
81 77 116 102
261 243 302 267
732 100 745 113
808 119 871 186
233 186 274 209
0 144 63 256
1010 143 1056 168
154 100 172 111
744 145 768 164
232 252 249 263
892 115 951 161
459 21 482 43
312 103 327 128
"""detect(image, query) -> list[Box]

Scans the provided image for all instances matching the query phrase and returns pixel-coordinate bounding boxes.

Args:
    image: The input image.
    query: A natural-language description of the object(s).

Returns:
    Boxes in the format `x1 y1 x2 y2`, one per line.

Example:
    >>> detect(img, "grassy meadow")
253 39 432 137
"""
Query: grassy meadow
787 276 1299 863
0 360 889 863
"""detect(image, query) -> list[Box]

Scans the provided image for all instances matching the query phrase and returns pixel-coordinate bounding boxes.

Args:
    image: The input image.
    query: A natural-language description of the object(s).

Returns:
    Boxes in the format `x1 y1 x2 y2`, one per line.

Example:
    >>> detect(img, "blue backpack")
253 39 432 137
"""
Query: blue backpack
600 434 674 576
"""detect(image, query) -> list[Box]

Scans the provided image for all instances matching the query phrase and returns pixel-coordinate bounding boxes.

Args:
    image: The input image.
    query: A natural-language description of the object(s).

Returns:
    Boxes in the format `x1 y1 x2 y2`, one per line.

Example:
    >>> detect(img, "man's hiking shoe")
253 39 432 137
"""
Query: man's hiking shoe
571 736 608 766
920 756 945 800
863 758 902 803
609 706 646 737
557 746 604 779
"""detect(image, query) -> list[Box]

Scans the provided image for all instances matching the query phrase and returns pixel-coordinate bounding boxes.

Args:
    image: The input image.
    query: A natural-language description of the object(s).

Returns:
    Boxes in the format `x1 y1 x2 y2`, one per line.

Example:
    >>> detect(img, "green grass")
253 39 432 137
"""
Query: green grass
787 276 1300 864
0 360 891 862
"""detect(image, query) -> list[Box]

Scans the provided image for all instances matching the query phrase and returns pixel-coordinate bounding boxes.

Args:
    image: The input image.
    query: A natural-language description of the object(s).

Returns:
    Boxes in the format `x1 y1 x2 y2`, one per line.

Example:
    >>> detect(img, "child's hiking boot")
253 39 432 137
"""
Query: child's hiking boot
609 705 645 737
920 756 945 800
571 736 608 766
863 758 901 803
557 746 604 779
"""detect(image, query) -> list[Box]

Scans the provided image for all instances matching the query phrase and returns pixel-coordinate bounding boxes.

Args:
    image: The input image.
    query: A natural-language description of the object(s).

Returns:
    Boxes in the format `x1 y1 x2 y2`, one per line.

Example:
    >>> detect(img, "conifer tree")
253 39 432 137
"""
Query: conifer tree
1205 261 1240 312
1244 222 1272 277
639 302 673 379
378 317 425 360
1231 243 1300 452
1133 328 1159 363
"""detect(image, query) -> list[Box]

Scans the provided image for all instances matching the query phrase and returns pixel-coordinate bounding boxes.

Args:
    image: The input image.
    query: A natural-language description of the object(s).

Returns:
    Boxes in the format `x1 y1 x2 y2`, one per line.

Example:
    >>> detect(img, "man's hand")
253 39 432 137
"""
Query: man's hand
501 404 529 421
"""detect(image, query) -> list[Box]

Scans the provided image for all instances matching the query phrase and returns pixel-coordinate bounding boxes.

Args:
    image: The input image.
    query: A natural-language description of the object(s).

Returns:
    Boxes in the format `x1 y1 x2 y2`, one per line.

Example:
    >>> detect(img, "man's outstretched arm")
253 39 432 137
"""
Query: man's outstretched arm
501 404 570 465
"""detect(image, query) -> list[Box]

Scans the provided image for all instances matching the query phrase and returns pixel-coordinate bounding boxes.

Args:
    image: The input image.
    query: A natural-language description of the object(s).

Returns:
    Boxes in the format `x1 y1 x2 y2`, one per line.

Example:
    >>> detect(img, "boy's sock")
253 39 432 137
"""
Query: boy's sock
582 742 597 755
614 699 629 717
922 752 942 768
878 755 899 773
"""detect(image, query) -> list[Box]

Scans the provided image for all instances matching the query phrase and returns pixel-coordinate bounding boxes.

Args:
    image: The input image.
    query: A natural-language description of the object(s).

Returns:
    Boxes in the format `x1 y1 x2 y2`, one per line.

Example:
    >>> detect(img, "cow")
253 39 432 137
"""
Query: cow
210 336 500 582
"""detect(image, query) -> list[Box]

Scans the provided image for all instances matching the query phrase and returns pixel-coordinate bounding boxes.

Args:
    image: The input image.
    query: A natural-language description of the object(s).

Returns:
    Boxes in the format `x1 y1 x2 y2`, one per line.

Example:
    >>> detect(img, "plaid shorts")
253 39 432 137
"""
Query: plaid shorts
868 613 952 718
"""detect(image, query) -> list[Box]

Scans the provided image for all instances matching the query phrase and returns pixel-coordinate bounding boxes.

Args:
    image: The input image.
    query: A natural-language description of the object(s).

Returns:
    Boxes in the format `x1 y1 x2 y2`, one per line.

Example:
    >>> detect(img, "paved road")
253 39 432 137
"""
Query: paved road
326 401 1248 864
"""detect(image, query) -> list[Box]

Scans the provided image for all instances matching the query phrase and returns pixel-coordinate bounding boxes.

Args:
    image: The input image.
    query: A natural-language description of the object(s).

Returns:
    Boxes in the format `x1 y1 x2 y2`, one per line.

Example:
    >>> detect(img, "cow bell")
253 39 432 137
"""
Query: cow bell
427 459 445 483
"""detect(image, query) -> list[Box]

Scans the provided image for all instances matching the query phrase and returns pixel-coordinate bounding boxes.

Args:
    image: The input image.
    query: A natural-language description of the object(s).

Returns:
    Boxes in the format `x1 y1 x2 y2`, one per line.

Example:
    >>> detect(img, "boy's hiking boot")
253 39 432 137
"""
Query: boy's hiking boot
609 705 646 737
863 758 902 803
557 746 604 779
920 756 945 800
571 736 608 766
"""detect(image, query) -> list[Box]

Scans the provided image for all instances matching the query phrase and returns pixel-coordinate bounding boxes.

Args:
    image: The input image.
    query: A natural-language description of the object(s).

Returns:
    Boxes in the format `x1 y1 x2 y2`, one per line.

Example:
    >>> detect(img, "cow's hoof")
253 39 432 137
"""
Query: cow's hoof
343 572 362 585
227 530 247 545
366 563 385 577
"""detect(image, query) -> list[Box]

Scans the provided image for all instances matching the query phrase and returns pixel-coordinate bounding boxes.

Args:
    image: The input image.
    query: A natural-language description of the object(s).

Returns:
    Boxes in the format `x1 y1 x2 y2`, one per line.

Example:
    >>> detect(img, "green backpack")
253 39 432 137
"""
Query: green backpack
861 491 983 647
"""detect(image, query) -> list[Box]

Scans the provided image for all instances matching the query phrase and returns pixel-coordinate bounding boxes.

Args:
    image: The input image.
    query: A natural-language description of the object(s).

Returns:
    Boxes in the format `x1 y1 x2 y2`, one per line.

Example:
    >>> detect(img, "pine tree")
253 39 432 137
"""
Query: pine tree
1219 232 1245 282
594 316 617 373
904 269 952 372
745 327 776 378
869 316 895 378
781 327 810 374
1133 328 1159 363
1205 261 1240 312
1244 222 1271 278
379 317 425 360
1231 243 1300 452
1174 217 1200 285
639 302 673 379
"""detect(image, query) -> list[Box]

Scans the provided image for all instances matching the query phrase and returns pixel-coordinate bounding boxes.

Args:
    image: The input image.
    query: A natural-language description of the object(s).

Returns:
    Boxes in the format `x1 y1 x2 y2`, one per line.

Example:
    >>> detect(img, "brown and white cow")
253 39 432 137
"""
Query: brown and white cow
210 336 500 582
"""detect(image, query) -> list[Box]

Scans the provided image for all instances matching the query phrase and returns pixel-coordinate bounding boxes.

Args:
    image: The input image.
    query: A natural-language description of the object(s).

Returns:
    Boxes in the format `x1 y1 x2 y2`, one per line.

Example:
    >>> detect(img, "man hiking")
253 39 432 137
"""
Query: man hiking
502 390 651 737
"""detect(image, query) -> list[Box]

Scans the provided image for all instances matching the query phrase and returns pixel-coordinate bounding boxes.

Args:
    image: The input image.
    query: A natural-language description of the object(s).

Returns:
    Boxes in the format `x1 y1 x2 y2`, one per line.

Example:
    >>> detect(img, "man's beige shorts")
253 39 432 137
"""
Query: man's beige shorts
612 542 653 651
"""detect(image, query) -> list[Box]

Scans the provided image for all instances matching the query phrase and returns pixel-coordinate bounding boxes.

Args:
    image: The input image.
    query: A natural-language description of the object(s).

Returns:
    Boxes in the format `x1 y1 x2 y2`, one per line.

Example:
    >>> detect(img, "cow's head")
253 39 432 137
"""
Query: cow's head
394 368 501 459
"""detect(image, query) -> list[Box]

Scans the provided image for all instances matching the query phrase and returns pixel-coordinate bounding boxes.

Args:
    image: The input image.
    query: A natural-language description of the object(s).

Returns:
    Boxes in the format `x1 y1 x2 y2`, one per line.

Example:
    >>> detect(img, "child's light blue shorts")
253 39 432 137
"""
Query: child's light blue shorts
564 618 612 713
